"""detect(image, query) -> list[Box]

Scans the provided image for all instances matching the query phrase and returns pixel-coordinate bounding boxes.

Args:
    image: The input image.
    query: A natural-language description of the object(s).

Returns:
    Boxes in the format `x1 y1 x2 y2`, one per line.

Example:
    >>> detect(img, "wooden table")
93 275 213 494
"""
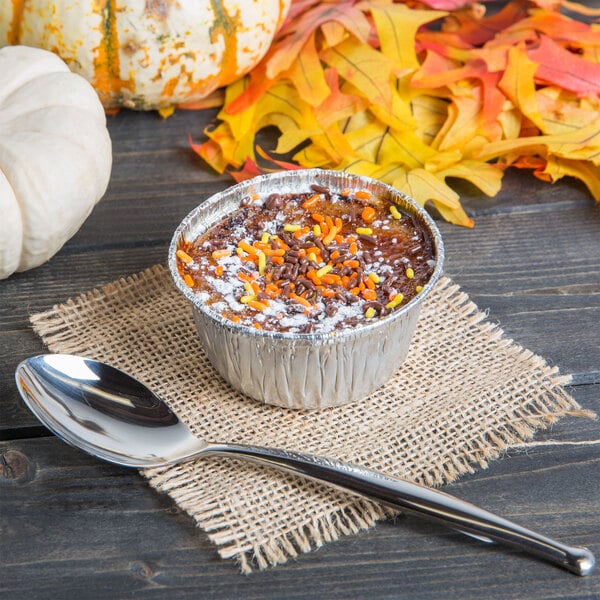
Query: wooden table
1 108 599 599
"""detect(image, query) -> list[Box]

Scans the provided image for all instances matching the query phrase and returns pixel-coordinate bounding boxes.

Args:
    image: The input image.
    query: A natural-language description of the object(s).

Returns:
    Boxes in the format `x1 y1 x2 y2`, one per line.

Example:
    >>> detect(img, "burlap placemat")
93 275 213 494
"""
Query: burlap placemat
30 265 592 573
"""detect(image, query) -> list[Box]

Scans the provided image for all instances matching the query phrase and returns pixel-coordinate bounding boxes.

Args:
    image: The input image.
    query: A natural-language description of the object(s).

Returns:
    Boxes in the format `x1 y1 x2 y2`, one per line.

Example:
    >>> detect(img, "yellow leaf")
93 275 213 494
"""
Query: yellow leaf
220 78 257 141
314 68 369 129
371 4 447 72
477 120 600 165
288 33 331 107
499 44 545 130
538 156 600 200
433 94 494 155
369 85 416 133
498 106 522 140
340 157 386 180
436 160 504 197
393 168 474 227
253 83 311 132
293 143 336 168
536 88 600 136
275 127 320 154
321 37 396 110
411 94 449 143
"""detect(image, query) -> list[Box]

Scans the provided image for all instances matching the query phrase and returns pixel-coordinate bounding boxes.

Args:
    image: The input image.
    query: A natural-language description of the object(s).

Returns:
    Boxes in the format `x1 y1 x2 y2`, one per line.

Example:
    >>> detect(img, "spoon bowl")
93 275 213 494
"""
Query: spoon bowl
15 353 596 577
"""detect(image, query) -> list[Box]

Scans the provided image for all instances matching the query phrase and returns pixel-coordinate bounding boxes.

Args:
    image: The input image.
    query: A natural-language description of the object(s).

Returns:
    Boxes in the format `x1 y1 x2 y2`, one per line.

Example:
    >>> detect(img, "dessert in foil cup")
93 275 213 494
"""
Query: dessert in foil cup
169 169 444 410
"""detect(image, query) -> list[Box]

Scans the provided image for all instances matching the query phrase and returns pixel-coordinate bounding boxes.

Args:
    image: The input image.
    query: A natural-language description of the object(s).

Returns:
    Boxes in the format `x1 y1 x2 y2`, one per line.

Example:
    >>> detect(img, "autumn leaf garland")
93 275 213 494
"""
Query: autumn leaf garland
191 0 600 227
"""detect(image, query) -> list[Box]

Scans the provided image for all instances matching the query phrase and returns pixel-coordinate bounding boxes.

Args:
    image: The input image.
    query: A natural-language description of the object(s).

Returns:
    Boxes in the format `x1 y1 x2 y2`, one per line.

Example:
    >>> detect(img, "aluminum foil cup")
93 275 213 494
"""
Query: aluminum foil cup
169 169 444 410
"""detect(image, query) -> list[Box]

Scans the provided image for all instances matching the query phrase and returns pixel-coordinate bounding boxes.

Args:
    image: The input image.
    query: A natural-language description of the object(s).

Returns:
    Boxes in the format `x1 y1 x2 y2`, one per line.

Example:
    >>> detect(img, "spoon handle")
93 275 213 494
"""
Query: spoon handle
204 442 595 576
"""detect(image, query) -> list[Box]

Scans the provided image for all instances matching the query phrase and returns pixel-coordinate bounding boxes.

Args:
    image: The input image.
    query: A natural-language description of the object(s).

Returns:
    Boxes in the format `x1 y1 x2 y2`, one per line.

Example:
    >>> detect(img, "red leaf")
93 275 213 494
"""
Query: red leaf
265 0 371 79
438 1 528 47
229 157 264 183
528 35 600 96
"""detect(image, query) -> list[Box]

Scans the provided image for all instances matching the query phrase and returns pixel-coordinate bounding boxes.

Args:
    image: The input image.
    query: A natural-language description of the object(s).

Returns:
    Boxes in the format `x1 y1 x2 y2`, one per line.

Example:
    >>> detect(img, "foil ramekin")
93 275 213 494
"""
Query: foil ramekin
168 169 444 410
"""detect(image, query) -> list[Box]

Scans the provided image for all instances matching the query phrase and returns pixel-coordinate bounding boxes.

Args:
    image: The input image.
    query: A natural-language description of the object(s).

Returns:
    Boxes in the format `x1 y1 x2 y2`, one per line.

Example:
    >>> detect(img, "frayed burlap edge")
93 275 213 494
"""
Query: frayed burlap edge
29 266 596 574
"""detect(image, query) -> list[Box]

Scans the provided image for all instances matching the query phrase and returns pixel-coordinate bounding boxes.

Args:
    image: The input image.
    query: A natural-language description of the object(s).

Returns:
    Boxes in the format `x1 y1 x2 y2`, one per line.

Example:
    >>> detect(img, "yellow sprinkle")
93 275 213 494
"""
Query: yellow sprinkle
316 264 333 278
258 251 266 275
261 232 270 244
308 252 318 263
356 227 373 236
405 267 415 279
368 272 380 284
365 307 376 319
389 205 402 220
284 224 301 232
416 285 423 293
240 294 257 304
313 224 322 236
176 249 193 264
243 281 255 294
385 293 404 310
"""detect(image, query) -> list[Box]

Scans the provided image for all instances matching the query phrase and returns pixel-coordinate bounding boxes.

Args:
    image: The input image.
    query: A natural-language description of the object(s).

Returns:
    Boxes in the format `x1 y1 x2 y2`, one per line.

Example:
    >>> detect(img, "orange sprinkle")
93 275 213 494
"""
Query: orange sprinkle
364 276 376 290
289 292 313 308
248 299 269 311
238 240 257 255
211 248 232 260
306 270 322 285
183 274 195 288
322 225 339 246
253 241 270 251
265 283 282 297
311 213 325 223
302 194 321 209
350 286 361 296
361 206 376 222
238 271 257 282
262 248 286 257
330 250 341 261
294 226 310 239
177 249 193 264
319 287 336 298
321 274 342 285
272 256 285 265
231 315 241 323
215 265 224 277
356 190 372 200
344 259 360 269
274 236 290 250
362 288 377 301
349 242 358 255
254 322 262 329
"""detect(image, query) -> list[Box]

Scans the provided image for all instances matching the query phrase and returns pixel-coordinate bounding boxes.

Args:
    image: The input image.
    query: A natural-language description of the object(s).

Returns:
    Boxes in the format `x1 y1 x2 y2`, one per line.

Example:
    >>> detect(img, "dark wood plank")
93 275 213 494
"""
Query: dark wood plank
1 385 598 599
1 105 599 599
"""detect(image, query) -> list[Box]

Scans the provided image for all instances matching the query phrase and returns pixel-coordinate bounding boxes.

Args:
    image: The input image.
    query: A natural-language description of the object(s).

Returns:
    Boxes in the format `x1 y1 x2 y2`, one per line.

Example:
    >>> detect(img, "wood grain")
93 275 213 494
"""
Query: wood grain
1 105 599 599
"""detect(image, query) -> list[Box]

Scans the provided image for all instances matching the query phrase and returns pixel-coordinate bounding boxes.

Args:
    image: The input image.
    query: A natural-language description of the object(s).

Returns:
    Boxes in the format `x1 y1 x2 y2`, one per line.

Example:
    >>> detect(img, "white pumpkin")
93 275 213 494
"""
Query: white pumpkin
0 45 112 279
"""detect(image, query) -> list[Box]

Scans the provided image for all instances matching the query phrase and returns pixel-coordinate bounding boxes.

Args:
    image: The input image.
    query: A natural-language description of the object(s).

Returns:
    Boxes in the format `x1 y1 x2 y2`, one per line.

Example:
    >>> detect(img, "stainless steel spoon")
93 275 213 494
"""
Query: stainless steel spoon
15 353 595 576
